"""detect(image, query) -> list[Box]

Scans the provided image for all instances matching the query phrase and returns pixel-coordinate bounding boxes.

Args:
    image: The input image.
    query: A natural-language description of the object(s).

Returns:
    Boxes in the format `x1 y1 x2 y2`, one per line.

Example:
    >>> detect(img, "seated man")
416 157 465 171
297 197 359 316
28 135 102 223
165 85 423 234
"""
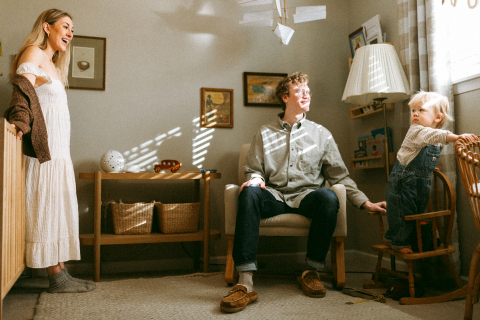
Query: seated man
220 72 386 313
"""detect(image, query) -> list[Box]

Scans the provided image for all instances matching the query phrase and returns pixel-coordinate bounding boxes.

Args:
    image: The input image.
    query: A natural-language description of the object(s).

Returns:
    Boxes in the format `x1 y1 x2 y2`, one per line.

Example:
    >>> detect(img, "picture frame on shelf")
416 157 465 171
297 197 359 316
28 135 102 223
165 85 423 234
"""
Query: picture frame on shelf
243 72 287 107
348 27 367 58
68 35 106 90
362 14 383 45
367 34 379 45
200 87 233 128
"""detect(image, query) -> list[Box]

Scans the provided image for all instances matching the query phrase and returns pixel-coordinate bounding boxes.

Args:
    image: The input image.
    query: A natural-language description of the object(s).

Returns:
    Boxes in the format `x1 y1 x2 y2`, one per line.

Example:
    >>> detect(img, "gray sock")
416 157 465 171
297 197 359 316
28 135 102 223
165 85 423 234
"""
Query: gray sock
238 271 253 293
48 269 96 293
62 268 96 286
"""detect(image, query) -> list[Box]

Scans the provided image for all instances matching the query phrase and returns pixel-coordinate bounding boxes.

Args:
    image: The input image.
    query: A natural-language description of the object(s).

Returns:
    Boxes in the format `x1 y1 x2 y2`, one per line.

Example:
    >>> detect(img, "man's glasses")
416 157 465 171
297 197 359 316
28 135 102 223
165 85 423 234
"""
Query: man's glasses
294 89 312 97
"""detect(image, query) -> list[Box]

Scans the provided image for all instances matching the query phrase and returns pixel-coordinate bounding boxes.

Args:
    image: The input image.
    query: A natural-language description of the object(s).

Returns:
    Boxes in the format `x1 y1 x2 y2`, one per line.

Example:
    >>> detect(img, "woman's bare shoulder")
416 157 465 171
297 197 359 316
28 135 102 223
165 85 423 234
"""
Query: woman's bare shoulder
18 46 45 65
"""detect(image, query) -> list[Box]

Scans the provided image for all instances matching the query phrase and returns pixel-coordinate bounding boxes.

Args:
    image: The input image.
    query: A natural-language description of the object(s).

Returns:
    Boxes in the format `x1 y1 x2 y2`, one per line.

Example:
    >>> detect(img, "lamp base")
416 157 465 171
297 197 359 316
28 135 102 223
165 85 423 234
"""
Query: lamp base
372 97 387 110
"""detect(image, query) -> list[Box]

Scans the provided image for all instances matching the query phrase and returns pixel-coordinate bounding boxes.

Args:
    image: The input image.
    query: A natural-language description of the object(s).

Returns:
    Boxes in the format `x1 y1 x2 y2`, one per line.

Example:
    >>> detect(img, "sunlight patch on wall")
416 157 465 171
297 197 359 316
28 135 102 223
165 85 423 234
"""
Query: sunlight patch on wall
122 127 182 171
192 117 214 168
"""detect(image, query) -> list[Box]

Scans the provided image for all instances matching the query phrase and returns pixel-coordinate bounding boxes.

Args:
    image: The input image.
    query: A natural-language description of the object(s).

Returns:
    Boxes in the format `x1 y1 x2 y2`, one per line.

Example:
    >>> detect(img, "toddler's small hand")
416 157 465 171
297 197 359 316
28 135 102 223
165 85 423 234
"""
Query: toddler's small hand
460 134 478 142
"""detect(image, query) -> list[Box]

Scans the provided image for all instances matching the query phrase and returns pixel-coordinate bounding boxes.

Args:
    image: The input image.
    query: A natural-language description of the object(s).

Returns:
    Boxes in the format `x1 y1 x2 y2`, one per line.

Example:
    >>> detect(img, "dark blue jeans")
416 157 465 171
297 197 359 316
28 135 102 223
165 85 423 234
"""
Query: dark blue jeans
384 145 441 249
232 186 339 271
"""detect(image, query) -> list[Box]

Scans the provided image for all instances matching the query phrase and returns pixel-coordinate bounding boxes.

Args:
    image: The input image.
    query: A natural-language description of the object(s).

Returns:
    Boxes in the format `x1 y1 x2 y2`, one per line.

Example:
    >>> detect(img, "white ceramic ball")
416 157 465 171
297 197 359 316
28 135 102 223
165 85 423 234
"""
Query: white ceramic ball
100 150 125 173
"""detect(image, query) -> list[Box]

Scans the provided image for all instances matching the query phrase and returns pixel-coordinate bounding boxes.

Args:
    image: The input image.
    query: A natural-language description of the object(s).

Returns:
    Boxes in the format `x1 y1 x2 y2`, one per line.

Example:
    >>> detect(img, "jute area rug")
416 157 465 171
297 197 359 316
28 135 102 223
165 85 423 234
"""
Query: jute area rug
34 272 421 320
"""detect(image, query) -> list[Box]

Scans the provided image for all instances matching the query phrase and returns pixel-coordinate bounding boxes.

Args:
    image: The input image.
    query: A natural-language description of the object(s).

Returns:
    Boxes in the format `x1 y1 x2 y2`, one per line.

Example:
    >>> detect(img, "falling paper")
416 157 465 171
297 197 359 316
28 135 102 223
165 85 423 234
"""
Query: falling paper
293 6 326 23
239 10 274 26
274 23 295 45
239 0 272 6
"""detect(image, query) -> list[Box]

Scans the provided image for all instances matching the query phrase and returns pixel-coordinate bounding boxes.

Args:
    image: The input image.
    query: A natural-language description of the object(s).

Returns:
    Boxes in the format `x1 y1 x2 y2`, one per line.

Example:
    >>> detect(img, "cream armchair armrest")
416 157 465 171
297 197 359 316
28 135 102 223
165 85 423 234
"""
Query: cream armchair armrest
224 184 240 235
330 184 347 237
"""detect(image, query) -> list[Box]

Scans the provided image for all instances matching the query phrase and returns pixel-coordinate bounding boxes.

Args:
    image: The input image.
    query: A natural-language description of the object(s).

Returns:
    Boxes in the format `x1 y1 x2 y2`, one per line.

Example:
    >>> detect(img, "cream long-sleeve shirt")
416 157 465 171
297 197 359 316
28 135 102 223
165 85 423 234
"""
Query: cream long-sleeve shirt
244 114 369 209
397 124 451 166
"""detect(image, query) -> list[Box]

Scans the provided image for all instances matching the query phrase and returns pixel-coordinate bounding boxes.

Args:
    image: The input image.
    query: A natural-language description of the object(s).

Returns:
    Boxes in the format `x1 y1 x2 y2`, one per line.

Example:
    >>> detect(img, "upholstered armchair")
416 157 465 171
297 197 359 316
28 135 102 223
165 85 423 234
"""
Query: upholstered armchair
224 143 347 288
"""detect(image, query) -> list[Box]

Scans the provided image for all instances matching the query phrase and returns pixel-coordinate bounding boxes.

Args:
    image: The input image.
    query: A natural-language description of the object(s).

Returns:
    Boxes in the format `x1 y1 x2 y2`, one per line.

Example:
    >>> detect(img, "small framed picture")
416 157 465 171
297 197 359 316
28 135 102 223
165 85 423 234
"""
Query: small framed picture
68 35 106 90
200 88 233 128
349 27 367 58
243 72 287 107
367 35 379 45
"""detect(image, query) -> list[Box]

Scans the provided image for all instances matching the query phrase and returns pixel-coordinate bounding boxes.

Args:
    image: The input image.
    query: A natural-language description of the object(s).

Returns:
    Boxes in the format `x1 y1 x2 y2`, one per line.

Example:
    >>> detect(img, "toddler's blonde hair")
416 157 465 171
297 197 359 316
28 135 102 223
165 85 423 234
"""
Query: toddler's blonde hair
408 90 453 128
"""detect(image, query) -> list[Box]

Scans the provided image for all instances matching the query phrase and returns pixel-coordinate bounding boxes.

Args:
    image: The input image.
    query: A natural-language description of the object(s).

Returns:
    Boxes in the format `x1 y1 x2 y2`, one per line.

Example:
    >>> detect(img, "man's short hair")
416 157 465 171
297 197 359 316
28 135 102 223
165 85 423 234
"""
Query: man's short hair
275 72 309 111
408 90 453 128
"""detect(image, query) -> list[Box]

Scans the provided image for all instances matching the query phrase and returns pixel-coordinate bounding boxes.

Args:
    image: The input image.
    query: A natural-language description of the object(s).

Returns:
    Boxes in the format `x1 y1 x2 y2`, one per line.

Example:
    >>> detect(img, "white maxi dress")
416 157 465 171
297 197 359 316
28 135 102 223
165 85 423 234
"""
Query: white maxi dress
17 62 80 268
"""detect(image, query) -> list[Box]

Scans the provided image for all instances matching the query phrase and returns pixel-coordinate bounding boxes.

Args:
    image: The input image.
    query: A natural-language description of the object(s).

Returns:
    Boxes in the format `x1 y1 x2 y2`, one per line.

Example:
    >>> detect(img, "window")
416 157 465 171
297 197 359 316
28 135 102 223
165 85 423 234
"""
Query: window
447 4 480 83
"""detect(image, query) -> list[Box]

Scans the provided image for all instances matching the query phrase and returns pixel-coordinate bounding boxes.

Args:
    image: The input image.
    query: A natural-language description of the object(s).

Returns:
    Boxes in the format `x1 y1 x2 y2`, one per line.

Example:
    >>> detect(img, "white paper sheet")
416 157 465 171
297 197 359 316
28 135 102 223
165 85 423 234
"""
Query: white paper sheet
293 6 326 23
239 0 272 6
239 10 274 26
274 23 295 45
275 0 282 17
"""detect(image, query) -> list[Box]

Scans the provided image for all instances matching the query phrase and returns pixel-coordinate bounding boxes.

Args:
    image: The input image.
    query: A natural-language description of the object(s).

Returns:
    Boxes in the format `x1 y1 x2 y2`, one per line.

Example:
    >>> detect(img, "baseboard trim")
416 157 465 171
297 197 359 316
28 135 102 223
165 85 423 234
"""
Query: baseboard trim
63 250 468 282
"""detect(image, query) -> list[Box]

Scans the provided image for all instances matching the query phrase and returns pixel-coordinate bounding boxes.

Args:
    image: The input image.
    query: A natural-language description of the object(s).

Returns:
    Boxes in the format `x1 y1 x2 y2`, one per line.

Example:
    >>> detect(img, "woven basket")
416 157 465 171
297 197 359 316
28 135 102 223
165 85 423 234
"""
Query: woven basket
110 201 154 235
156 202 200 234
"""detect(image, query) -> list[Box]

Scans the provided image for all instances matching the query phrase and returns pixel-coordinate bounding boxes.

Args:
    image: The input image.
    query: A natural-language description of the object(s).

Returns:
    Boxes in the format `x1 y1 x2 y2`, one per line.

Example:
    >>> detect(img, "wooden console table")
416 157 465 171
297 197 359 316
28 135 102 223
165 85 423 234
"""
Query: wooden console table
78 171 221 282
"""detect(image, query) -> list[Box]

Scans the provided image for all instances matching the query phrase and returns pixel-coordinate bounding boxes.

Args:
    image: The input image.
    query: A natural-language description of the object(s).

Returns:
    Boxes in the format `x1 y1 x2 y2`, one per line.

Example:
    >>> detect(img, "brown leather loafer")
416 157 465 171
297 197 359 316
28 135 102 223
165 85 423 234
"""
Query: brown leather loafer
220 284 258 313
297 270 326 298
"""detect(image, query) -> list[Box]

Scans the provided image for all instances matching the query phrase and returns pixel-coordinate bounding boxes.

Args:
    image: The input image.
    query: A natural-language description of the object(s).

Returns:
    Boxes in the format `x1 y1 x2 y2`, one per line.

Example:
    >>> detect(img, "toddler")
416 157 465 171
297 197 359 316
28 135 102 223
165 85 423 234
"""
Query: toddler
383 91 477 253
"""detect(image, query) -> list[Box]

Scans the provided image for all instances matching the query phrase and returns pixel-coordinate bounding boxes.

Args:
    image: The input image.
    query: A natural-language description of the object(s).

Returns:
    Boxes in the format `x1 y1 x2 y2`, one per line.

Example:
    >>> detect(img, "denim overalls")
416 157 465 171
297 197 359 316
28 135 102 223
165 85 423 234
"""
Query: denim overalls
383 144 442 249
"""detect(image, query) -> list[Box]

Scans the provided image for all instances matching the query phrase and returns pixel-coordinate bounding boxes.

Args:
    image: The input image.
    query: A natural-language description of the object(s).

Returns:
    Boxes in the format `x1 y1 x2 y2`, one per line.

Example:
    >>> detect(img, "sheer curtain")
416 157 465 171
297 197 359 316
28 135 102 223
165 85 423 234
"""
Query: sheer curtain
397 0 460 275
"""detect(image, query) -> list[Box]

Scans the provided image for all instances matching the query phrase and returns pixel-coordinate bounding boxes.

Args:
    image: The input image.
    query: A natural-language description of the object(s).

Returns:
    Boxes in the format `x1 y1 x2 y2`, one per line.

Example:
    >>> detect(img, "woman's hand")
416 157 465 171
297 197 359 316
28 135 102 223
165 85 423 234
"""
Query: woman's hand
10 124 23 140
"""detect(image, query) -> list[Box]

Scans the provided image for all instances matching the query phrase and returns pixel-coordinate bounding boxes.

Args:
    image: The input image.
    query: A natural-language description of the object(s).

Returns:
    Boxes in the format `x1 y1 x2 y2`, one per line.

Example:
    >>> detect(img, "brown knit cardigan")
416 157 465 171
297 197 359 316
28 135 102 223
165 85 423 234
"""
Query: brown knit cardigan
3 74 51 163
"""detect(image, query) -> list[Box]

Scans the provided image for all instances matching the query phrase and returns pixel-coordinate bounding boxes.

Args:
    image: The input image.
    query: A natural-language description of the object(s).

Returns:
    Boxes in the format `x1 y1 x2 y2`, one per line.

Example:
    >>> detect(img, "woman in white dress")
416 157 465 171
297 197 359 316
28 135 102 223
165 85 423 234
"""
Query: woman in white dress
5 9 95 293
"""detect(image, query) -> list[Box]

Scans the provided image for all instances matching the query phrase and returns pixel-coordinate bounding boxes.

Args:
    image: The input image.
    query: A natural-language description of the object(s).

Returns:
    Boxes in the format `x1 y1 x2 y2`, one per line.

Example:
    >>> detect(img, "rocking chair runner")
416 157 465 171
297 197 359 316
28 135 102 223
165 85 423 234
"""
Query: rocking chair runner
363 168 465 305
455 138 480 320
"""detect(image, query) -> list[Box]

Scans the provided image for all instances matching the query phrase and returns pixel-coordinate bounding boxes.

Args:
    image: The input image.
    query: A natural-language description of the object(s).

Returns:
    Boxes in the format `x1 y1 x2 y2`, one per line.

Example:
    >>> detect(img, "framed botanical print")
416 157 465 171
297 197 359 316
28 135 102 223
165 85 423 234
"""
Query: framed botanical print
68 35 106 90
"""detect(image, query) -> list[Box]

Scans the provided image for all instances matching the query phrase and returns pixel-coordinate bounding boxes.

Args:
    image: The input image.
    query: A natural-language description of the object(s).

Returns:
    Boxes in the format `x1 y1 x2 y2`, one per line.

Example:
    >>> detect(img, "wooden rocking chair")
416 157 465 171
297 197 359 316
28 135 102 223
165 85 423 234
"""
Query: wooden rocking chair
363 168 465 305
455 138 480 320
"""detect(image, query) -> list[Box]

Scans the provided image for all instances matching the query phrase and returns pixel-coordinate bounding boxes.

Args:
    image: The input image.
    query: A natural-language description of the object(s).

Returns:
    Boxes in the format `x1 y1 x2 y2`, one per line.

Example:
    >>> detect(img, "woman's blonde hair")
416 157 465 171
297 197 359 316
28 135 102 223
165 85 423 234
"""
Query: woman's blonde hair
9 9 72 87
408 90 453 128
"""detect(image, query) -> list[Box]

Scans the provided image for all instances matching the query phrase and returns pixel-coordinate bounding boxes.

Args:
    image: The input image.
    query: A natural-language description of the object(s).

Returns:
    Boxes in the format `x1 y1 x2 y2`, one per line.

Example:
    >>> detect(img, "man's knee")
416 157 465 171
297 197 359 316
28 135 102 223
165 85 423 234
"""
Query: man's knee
239 185 264 200
311 188 339 208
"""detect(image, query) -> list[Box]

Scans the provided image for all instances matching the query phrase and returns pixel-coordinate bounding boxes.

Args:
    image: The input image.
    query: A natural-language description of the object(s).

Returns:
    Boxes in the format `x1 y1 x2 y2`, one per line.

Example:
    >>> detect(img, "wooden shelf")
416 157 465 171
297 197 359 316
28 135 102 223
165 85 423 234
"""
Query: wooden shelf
349 103 394 119
351 152 395 170
79 171 221 282
79 171 221 180
79 229 221 245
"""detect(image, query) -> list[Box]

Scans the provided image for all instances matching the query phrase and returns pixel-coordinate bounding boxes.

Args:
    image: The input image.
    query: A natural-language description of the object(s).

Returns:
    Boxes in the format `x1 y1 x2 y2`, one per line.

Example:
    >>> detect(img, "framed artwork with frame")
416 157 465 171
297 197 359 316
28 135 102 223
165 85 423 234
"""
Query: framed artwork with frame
243 72 287 107
68 35 106 90
200 87 233 128
349 27 367 58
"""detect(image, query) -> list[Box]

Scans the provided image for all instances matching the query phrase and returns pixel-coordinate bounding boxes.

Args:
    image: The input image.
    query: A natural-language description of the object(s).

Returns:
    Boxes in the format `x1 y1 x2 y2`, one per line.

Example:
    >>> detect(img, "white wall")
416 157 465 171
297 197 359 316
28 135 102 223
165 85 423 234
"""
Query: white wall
0 0 353 269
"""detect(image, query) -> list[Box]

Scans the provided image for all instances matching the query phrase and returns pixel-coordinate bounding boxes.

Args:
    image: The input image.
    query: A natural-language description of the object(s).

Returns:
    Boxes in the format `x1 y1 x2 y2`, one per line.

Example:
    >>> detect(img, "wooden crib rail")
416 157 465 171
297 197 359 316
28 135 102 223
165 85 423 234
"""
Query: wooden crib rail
0 118 25 319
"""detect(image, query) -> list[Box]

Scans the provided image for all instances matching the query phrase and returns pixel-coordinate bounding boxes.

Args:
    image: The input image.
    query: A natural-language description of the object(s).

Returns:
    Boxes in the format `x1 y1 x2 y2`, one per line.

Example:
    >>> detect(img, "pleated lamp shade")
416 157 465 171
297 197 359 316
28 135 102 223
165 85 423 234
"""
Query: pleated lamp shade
342 44 411 105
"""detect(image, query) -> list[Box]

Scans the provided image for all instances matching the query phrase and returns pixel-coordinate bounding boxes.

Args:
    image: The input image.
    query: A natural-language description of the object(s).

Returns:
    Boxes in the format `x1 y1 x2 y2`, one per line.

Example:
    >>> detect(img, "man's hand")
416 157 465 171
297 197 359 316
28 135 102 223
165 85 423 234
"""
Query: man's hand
362 200 386 215
239 177 265 194
10 124 23 140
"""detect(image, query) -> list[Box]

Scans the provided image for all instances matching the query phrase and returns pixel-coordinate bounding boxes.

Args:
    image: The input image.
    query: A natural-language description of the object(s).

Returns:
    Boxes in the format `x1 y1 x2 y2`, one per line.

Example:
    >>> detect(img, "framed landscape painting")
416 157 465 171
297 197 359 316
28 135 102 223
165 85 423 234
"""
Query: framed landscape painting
243 72 287 107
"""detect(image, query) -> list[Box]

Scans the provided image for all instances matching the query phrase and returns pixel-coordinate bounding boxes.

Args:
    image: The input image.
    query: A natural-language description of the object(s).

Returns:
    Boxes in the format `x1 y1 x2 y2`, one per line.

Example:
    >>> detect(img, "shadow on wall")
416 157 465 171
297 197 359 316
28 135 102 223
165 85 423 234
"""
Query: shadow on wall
154 0 247 68
122 117 214 171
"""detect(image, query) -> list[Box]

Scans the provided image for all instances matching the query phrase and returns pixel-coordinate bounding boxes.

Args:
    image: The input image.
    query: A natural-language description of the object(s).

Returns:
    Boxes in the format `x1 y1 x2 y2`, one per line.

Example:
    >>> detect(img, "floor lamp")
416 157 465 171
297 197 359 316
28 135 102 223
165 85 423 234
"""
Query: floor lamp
342 44 410 178
342 44 410 271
